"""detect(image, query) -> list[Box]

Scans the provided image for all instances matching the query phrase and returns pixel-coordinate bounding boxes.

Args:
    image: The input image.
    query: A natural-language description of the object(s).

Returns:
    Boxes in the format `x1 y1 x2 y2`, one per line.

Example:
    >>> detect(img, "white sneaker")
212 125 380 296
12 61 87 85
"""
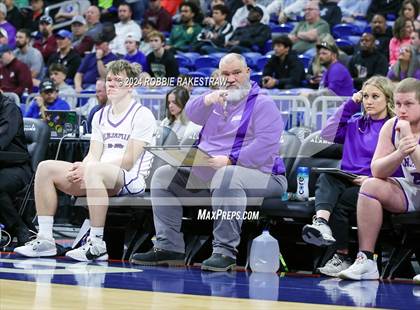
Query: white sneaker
338 252 379 280
318 253 352 277
14 235 57 257
414 274 420 284
302 216 336 246
65 237 108 262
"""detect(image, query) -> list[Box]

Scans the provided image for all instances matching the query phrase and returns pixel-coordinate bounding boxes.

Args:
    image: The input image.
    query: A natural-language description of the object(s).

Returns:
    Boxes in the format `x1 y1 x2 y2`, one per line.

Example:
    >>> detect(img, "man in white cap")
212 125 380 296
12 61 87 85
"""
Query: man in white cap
0 3 15 48
123 32 148 72
71 15 94 56
110 3 142 56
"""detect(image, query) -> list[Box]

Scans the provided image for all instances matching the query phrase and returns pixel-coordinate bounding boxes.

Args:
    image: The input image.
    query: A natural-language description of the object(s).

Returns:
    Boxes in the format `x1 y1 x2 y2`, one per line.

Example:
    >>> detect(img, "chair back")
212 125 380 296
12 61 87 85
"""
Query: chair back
23 118 50 171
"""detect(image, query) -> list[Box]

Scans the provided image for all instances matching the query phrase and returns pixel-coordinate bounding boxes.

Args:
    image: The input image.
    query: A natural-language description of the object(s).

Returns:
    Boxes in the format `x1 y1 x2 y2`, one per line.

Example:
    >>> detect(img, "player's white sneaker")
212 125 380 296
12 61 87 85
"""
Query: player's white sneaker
65 237 108 262
14 235 57 257
338 252 379 280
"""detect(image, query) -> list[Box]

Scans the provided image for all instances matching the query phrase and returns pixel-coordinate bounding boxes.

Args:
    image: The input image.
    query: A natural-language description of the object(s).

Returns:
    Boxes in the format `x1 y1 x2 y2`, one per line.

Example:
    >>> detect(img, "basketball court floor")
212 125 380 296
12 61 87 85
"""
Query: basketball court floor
0 252 419 309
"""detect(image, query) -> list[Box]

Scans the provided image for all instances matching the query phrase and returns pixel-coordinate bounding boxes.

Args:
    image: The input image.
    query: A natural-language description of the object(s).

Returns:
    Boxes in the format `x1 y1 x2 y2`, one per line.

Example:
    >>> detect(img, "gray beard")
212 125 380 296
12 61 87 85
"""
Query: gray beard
226 81 252 103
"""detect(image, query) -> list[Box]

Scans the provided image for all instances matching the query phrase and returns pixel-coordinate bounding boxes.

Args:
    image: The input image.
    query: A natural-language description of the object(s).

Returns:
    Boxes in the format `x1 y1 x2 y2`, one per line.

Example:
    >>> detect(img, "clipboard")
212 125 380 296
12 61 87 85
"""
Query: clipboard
144 145 213 167
311 167 358 180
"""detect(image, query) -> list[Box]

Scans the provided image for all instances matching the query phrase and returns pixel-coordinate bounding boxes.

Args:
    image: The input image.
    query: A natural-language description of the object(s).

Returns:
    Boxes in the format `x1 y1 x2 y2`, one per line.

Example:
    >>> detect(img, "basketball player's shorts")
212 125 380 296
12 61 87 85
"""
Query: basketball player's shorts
119 169 146 196
392 177 420 212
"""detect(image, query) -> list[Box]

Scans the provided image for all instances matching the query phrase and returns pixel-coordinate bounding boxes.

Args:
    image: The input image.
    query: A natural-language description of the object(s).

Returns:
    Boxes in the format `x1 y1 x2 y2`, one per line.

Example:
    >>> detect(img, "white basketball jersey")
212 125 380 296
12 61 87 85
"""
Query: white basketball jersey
91 100 156 181
394 131 420 186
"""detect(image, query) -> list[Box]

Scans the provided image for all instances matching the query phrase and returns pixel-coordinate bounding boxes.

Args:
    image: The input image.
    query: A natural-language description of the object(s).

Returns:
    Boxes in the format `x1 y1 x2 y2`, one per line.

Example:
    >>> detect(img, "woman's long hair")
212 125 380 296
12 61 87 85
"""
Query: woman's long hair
390 45 419 81
165 86 190 125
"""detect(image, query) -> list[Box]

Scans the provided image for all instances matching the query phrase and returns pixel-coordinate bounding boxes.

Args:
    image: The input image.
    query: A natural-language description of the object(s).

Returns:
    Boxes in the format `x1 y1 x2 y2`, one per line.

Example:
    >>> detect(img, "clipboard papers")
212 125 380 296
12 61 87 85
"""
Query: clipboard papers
311 167 358 180
144 145 213 167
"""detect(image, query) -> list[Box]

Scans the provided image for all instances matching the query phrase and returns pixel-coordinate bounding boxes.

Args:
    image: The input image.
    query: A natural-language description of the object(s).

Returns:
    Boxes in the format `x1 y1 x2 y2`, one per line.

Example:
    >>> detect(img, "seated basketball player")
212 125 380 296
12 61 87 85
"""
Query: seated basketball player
338 78 420 281
15 60 156 261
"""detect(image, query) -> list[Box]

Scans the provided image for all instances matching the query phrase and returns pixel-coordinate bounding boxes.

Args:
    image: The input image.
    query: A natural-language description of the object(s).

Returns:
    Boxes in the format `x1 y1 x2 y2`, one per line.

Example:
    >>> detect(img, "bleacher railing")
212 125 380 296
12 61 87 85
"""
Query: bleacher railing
44 0 82 30
311 96 350 130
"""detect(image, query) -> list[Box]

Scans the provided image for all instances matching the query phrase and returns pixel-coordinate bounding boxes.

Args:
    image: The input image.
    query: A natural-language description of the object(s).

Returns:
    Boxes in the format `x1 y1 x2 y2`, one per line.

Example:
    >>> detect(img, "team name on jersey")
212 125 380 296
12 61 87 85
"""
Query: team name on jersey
103 132 131 141
402 157 416 168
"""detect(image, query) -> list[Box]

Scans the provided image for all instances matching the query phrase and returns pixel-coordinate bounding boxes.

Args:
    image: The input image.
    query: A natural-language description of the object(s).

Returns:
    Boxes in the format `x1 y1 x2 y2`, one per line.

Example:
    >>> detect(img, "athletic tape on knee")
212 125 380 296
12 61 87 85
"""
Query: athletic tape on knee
358 191 380 202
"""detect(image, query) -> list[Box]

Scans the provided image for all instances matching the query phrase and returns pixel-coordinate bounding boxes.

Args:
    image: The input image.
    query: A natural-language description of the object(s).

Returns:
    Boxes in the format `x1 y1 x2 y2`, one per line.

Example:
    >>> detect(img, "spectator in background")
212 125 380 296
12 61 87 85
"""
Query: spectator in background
371 14 393 61
366 0 402 22
399 0 418 23
217 6 271 53
33 15 57 63
195 4 233 54
25 79 70 120
110 3 142 57
167 1 202 52
0 92 33 246
140 20 156 55
147 31 179 78
289 1 330 54
411 29 420 62
312 41 353 97
14 29 44 80
74 35 118 92
47 30 81 80
348 33 388 90
339 0 371 24
319 0 342 29
144 0 172 33
262 35 305 90
21 0 45 33
4 0 23 31
49 63 77 109
161 86 190 141
0 45 32 97
389 17 415 65
387 45 420 81
231 0 269 29
85 79 108 133
0 3 15 48
55 0 90 23
0 28 8 45
85 5 103 42
124 32 149 73
70 16 94 56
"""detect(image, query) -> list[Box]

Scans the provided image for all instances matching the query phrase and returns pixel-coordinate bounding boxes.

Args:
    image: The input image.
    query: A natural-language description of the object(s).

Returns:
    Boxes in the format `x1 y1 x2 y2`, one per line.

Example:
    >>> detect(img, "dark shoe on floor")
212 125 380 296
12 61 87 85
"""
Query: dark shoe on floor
201 254 236 272
130 248 185 266
14 226 32 246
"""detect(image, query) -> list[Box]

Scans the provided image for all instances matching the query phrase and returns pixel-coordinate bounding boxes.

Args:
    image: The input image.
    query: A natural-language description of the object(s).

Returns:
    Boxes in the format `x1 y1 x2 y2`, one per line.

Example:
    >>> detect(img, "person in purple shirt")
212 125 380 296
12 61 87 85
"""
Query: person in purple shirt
25 79 71 119
123 32 149 73
387 45 420 82
131 53 288 272
302 76 401 277
317 41 354 97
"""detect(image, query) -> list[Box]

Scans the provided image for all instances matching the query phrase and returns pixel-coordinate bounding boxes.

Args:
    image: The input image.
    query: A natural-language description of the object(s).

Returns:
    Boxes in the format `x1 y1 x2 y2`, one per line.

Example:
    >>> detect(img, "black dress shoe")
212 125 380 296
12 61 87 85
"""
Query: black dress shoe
130 247 185 266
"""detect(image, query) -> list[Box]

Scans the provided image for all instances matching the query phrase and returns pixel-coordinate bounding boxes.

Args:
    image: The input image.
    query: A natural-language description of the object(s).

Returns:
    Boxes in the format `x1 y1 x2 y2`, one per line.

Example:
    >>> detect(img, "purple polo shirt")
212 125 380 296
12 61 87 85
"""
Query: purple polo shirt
321 99 402 176
185 82 285 180
77 52 119 85
321 61 354 97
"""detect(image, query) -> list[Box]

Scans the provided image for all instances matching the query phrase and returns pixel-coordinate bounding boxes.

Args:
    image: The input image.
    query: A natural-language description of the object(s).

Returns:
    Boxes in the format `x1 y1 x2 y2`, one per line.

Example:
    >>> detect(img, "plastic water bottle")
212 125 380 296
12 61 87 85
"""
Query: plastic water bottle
250 230 280 273
296 166 310 201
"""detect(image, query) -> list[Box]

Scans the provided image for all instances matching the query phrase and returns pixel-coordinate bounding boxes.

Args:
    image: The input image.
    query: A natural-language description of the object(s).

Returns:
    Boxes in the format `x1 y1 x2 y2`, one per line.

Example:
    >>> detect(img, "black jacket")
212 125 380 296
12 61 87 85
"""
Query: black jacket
348 49 388 90
230 22 271 48
263 52 305 89
0 94 31 169
47 49 82 79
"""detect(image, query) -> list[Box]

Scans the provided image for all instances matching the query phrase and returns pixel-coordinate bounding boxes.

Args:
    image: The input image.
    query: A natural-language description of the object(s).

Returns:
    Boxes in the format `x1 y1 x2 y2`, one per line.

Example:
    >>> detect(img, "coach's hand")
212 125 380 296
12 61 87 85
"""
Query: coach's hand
204 90 228 107
66 161 85 183
352 90 363 104
208 156 232 169
397 135 418 157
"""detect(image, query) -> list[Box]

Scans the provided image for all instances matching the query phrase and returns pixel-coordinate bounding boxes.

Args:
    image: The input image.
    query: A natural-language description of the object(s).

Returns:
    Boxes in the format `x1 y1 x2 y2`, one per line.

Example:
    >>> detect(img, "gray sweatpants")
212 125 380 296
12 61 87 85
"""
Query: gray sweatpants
151 165 287 259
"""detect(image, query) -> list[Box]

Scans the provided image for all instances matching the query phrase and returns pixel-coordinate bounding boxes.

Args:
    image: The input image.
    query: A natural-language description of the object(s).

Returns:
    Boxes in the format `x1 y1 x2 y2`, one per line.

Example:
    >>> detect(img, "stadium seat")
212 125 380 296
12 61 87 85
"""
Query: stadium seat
256 55 271 71
335 38 353 49
250 72 263 84
271 23 294 34
179 67 189 75
243 52 262 69
332 23 357 38
187 71 207 78
175 54 192 68
263 40 273 54
194 56 219 69
209 52 227 63
298 55 311 71
196 67 216 76
178 52 201 62
346 35 361 45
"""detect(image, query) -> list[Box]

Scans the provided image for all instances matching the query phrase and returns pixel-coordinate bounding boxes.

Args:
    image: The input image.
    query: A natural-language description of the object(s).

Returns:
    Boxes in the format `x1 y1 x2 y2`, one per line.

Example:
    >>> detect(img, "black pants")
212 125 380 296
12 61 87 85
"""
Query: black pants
0 165 31 229
314 173 360 250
